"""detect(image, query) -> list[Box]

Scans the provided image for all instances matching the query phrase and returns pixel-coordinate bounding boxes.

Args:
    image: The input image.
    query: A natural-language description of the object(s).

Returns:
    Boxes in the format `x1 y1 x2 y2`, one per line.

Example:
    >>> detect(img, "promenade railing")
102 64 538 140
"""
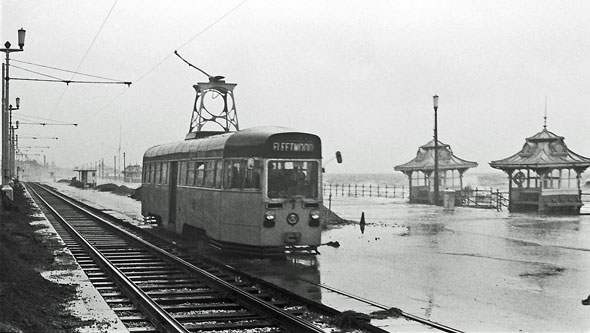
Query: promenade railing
322 183 407 199
461 187 509 211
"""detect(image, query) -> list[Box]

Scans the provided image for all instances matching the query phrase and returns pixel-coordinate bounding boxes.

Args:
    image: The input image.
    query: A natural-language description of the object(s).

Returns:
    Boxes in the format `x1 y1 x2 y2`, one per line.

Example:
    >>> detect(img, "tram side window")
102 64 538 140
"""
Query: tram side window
225 160 244 189
187 161 196 186
244 160 261 189
161 163 168 185
204 160 216 187
154 163 161 184
149 163 155 184
178 161 187 185
195 162 205 186
214 160 223 189
143 164 149 183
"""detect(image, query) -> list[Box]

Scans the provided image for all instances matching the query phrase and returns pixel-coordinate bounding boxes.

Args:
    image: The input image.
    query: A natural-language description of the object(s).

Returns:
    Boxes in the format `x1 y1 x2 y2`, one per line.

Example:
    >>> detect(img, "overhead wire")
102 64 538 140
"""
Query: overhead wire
12 59 126 81
20 1 248 166
26 0 119 151
46 0 119 121
10 64 130 85
79 0 249 123
16 113 78 124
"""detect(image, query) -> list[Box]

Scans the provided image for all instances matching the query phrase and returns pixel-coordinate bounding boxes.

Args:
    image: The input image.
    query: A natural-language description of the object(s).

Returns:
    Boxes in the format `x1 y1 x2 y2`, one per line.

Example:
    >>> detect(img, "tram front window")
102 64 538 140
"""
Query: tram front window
267 161 319 199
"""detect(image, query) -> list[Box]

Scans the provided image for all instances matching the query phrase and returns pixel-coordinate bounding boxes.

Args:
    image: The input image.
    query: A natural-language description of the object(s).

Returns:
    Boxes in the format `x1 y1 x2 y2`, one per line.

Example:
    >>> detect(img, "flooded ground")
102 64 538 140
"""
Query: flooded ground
316 196 590 332
46 181 590 332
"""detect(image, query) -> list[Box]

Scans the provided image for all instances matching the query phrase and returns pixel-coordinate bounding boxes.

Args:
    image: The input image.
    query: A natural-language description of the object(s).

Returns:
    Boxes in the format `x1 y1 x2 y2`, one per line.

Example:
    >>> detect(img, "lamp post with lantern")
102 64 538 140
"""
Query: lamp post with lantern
433 94 439 205
1 28 26 186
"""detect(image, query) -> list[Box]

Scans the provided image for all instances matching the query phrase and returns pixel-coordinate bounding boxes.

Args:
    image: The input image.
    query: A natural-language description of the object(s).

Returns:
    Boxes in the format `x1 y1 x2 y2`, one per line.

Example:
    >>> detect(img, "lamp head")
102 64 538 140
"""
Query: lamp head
18 28 26 49
433 95 439 109
15 97 20 108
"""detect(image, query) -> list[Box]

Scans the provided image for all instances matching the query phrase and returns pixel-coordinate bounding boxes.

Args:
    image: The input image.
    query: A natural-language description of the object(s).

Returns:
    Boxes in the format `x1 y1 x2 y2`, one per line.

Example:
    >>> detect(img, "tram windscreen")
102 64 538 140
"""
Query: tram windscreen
267 161 319 199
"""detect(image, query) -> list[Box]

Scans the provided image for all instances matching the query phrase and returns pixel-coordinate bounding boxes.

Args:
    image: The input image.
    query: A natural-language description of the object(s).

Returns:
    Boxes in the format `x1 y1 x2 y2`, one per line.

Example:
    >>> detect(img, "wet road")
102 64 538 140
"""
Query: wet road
314 196 590 332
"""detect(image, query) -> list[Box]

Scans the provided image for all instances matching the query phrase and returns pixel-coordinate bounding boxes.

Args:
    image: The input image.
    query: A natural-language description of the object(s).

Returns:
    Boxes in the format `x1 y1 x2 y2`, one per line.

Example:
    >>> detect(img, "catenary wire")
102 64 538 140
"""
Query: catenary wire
79 0 249 123
12 59 126 82
46 0 119 122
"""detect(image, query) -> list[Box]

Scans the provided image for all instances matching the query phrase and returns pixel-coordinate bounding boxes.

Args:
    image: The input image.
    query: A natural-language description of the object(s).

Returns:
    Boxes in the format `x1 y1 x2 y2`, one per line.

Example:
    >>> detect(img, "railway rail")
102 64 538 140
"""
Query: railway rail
26 182 386 332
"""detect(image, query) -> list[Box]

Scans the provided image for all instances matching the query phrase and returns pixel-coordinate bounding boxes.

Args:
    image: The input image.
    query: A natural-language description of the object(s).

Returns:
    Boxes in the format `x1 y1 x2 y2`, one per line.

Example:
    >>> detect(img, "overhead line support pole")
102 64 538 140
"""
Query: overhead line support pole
1 28 26 187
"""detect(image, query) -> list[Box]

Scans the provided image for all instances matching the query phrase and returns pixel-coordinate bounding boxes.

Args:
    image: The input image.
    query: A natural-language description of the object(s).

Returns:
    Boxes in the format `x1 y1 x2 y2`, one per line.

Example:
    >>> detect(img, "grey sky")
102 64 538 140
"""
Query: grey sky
2 0 590 174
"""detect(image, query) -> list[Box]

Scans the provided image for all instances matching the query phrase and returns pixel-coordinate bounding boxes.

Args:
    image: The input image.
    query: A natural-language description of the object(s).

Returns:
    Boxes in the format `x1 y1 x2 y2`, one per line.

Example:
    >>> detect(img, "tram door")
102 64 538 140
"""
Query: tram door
168 161 178 225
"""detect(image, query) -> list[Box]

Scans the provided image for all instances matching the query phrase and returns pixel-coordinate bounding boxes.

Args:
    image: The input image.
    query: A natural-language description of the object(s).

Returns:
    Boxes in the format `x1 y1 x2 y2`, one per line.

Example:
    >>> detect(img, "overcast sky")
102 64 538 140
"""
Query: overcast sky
2 0 590 175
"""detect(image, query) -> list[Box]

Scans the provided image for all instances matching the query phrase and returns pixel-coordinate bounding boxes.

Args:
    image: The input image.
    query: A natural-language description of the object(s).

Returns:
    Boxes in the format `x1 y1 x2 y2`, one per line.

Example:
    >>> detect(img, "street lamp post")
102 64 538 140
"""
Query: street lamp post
433 94 439 205
1 28 26 186
9 97 20 178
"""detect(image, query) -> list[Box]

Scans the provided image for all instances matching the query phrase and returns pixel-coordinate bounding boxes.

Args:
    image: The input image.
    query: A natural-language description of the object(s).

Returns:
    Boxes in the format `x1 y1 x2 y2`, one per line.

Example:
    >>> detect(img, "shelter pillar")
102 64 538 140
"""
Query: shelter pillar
405 171 413 203
507 169 513 212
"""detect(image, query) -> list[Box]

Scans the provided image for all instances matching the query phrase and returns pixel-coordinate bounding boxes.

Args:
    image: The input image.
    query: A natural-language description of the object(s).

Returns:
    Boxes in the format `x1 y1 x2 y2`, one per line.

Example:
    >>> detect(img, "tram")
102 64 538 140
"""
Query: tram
141 126 323 255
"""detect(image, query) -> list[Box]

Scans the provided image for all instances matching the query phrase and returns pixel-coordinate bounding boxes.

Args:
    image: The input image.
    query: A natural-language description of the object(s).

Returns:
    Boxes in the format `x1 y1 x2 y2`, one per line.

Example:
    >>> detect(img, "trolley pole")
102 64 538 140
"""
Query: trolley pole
433 95 439 205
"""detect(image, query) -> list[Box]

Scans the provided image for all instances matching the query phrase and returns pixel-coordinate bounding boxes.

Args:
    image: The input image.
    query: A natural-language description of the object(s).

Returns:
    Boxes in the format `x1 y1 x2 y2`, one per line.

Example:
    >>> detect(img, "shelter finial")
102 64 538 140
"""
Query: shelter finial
543 96 548 129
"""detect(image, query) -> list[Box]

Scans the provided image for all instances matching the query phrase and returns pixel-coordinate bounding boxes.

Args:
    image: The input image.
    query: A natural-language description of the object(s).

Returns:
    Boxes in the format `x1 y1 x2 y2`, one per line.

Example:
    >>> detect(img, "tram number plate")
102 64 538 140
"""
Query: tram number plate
283 232 301 244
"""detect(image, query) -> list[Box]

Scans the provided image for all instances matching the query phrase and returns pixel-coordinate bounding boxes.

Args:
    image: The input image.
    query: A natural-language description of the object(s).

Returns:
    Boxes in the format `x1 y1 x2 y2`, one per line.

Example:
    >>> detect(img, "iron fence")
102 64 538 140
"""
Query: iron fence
461 187 509 211
322 183 407 199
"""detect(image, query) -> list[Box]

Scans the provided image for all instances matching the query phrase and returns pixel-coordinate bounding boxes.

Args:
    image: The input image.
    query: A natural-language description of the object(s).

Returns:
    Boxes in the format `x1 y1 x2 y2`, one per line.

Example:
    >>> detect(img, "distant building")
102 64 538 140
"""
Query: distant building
490 127 590 213
124 164 142 183
395 139 478 205
73 169 96 188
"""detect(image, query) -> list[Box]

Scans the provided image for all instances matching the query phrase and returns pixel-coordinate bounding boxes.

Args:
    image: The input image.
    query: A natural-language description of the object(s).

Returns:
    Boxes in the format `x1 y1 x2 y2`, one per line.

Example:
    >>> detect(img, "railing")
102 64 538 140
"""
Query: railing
461 187 509 211
581 192 590 214
322 182 590 214
322 183 407 199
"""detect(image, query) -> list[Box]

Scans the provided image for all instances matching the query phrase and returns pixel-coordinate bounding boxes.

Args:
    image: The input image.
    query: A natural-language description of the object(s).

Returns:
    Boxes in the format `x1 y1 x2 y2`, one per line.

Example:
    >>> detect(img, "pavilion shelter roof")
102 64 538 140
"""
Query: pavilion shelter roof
394 139 478 173
489 128 590 171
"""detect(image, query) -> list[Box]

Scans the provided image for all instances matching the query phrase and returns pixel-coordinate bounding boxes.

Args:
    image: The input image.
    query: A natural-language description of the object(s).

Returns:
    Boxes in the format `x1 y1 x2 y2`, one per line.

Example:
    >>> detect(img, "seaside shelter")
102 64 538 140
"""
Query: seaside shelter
490 127 590 213
395 139 478 205
73 169 97 188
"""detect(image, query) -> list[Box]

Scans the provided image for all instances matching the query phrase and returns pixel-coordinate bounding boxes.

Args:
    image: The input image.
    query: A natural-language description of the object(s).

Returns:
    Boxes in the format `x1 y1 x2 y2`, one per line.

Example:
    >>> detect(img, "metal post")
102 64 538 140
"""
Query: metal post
2 60 8 184
123 152 126 182
1 31 25 185
9 106 16 178
433 97 439 206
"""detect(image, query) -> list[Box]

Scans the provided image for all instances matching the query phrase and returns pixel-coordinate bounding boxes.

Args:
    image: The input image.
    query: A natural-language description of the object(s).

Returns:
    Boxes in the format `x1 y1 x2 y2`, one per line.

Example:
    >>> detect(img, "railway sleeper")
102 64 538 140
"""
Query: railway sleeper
161 303 244 312
145 290 220 297
120 268 184 275
129 274 197 281
121 311 260 323
137 283 208 290
149 295 235 303
183 319 277 331
105 256 161 262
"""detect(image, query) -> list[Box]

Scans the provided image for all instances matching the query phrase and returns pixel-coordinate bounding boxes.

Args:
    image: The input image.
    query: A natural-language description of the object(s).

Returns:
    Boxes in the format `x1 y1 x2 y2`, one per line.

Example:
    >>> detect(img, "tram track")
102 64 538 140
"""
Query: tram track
27 182 381 333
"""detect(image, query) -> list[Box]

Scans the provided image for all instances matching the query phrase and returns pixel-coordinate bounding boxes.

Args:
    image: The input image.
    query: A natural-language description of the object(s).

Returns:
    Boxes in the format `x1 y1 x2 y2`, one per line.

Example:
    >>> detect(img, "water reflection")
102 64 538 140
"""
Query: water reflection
360 211 366 234
317 196 590 331
218 254 323 302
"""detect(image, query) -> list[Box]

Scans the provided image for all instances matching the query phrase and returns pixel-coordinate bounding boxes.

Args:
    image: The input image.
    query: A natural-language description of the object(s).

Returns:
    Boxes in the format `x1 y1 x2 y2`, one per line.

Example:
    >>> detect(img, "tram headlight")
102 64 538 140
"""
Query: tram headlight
309 210 321 227
286 213 299 226
263 211 275 228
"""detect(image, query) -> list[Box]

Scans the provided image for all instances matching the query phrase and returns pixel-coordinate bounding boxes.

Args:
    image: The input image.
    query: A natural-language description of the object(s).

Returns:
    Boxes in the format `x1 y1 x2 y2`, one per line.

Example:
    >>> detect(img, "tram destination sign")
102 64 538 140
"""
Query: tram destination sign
272 141 315 153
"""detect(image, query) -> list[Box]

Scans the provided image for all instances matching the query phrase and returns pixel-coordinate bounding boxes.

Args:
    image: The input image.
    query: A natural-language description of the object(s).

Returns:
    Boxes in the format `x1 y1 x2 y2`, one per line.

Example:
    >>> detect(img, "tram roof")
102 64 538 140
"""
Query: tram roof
394 139 478 173
490 128 590 171
143 126 321 161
